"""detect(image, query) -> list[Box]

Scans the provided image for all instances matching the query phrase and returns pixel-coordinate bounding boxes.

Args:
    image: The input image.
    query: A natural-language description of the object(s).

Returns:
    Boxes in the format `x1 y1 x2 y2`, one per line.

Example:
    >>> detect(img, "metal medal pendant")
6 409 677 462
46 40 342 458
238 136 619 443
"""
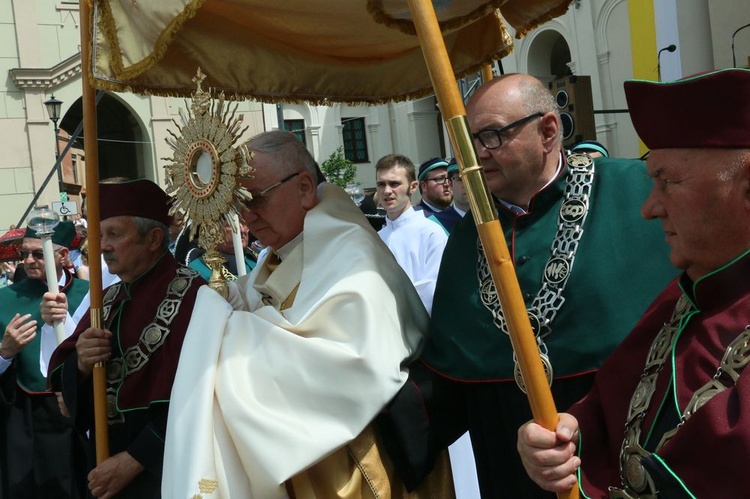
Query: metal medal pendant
514 353 554 393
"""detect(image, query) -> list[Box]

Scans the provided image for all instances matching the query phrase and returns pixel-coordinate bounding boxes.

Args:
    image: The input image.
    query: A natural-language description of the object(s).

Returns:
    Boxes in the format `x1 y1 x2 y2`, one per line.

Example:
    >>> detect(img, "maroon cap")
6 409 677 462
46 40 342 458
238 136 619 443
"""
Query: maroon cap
100 179 172 226
624 68 750 149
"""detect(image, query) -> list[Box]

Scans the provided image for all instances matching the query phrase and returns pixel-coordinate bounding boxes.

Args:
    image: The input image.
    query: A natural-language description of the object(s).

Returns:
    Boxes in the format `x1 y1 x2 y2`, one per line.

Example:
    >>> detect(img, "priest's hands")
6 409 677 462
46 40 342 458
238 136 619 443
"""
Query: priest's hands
41 291 68 325
87 451 144 498
76 327 112 376
517 412 581 493
0 313 36 359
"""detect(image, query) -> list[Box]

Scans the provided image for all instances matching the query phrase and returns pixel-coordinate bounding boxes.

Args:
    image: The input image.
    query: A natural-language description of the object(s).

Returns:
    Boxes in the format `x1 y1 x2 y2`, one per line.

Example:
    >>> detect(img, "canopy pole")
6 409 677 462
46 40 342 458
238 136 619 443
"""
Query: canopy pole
80 0 109 463
481 63 494 83
406 1 577 497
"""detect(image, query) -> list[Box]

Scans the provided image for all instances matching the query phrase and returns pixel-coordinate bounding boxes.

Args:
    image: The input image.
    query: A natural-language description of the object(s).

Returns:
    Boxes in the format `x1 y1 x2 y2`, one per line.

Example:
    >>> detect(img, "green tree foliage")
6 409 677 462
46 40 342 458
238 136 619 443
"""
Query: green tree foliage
321 147 357 187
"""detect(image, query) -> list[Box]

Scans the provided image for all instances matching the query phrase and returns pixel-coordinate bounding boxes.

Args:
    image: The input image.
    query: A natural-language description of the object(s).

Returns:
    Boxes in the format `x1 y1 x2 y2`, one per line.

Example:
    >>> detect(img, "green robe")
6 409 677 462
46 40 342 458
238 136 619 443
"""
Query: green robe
0 272 87 393
415 156 679 498
423 156 677 380
0 271 88 499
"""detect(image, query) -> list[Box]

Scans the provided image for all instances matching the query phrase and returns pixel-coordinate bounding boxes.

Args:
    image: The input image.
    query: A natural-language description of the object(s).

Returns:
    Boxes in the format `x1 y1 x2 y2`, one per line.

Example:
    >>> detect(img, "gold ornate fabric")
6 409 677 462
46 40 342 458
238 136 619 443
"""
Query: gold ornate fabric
91 0 573 103
289 423 455 498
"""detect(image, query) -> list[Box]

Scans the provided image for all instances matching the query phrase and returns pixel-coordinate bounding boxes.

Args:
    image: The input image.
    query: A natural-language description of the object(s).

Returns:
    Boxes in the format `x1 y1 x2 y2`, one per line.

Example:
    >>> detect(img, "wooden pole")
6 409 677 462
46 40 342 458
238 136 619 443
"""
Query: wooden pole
481 63 494 83
80 0 109 463
406 1 577 497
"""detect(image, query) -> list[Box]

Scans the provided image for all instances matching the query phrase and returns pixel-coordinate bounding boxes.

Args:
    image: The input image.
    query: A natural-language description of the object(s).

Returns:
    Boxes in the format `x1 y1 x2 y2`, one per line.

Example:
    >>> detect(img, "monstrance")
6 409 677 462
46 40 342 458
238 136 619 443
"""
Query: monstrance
163 68 254 298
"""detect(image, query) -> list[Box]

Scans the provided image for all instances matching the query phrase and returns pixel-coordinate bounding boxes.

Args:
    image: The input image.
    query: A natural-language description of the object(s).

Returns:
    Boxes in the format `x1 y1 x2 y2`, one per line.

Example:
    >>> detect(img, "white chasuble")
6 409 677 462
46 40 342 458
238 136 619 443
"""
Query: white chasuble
163 184 428 498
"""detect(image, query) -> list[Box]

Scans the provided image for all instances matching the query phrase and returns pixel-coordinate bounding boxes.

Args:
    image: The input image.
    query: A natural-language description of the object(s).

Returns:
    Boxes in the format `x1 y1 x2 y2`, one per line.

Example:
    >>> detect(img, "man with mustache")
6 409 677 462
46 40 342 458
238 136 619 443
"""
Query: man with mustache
47 179 206 498
519 67 750 499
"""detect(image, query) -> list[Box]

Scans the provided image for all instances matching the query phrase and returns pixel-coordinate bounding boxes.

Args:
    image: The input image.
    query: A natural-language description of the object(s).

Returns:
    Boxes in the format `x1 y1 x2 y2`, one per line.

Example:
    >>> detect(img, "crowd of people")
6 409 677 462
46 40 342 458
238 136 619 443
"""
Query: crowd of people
0 67 747 498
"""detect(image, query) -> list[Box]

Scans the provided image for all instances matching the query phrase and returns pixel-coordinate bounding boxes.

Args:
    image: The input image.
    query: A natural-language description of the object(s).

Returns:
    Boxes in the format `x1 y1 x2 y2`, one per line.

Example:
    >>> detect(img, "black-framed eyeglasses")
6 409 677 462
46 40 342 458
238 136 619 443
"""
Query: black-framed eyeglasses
424 175 450 186
243 171 301 211
449 175 462 183
473 112 544 150
18 248 61 260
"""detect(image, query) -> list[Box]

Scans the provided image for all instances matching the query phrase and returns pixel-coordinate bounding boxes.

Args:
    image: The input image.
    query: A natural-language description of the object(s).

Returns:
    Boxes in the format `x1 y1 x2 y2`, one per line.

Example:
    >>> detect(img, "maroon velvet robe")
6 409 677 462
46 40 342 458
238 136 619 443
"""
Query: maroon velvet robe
47 252 205 497
571 251 750 498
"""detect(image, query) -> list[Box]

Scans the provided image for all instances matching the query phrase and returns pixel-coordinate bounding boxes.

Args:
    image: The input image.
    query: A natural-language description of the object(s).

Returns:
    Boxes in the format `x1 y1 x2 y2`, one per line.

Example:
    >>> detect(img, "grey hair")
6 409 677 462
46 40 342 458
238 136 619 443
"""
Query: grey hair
518 78 563 144
247 130 318 178
132 216 170 250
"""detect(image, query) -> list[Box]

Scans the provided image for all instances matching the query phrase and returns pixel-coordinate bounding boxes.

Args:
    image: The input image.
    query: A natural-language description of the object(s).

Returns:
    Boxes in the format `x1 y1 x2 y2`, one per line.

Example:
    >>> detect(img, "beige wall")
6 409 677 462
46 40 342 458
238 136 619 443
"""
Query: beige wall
1 1 744 230
0 2 443 230
709 0 750 69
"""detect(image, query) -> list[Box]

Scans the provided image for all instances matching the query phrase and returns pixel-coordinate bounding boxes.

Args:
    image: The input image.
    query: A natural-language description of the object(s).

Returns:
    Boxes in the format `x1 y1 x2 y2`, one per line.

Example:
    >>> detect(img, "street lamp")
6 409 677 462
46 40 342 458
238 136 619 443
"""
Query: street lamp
44 94 65 199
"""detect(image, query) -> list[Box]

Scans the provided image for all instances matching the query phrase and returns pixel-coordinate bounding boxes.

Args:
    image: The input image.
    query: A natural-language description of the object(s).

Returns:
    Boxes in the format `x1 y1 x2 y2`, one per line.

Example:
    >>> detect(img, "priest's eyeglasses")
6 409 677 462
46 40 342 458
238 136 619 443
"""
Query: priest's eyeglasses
473 112 544 150
243 171 301 211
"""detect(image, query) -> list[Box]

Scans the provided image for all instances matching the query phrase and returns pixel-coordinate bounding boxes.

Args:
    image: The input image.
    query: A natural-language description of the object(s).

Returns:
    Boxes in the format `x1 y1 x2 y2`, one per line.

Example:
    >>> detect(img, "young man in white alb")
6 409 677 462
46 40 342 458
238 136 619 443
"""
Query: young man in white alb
376 153 448 315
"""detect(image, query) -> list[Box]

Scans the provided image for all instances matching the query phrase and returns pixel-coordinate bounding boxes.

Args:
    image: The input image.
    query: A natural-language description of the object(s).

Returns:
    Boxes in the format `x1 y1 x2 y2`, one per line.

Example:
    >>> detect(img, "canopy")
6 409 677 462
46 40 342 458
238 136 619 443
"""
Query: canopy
91 0 572 104
83 5 582 498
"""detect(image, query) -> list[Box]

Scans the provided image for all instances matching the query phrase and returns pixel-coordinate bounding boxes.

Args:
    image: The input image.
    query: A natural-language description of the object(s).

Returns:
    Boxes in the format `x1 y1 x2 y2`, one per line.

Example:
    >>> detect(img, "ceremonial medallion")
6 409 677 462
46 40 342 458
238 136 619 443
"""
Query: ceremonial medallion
170 277 188 293
543 256 570 285
559 198 587 224
103 284 119 303
622 450 648 493
144 327 162 346
477 152 595 392
107 359 122 381
106 394 117 418
527 311 541 335
125 349 146 370
514 352 553 394
567 152 593 168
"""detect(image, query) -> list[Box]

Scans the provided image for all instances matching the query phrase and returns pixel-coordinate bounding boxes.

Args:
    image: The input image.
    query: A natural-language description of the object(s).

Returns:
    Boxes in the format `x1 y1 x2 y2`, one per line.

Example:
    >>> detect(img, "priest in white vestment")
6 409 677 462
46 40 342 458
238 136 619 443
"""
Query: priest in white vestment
163 131 451 499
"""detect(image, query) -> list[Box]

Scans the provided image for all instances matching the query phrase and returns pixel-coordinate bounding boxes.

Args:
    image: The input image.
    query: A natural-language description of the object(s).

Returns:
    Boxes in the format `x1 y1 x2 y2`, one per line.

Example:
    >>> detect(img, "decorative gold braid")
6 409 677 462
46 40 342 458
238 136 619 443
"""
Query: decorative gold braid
95 0 210 81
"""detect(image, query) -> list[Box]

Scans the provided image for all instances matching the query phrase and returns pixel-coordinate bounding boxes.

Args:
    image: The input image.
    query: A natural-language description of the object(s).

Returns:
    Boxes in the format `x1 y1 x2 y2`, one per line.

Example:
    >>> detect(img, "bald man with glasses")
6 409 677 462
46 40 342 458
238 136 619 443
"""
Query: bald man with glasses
383 73 678 498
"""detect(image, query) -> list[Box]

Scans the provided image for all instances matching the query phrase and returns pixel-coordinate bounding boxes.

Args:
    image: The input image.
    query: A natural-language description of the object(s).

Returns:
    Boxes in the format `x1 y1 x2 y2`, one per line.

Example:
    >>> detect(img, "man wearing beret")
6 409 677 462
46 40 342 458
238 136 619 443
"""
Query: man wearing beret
415 157 453 215
47 179 206 498
570 139 610 159
432 158 469 233
519 67 750 498
0 221 88 498
385 73 678 498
